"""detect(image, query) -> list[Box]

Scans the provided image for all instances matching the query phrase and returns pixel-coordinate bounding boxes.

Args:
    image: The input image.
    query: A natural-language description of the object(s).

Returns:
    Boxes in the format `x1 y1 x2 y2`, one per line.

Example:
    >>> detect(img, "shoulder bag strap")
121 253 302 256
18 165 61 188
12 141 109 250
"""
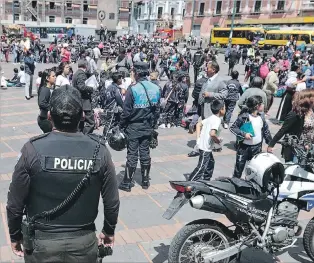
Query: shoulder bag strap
139 81 153 109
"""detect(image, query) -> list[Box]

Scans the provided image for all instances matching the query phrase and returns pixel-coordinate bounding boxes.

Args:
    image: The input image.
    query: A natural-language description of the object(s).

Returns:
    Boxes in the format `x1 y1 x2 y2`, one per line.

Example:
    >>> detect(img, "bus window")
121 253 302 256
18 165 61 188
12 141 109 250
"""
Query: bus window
233 30 243 38
311 35 314 42
283 34 290 41
266 34 274 40
247 32 254 41
274 34 283 40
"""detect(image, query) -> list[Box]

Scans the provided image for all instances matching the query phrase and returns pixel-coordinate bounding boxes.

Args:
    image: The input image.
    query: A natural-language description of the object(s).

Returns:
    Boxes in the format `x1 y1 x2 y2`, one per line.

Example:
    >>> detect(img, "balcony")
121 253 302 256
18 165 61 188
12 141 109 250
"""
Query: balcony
302 3 314 11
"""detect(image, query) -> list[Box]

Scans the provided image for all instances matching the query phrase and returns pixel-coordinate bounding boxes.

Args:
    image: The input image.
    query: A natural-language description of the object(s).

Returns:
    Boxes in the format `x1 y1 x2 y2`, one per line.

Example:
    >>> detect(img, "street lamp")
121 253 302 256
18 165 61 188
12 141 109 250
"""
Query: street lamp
228 0 237 47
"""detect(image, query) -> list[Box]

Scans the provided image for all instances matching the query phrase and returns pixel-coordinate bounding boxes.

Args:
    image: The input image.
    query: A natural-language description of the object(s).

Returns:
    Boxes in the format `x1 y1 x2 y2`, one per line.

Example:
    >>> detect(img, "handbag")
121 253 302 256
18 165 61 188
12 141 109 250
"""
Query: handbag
139 82 159 149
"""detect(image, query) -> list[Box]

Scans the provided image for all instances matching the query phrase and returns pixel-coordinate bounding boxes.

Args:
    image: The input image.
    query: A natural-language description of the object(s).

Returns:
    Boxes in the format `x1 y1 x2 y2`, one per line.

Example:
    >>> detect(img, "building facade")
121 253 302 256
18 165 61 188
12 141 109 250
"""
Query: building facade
128 0 186 34
183 0 314 37
0 0 98 26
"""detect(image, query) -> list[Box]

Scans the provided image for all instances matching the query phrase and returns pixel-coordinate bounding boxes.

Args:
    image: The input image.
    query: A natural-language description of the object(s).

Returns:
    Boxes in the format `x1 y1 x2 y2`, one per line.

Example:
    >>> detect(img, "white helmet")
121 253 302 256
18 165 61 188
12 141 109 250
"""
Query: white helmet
245 153 284 189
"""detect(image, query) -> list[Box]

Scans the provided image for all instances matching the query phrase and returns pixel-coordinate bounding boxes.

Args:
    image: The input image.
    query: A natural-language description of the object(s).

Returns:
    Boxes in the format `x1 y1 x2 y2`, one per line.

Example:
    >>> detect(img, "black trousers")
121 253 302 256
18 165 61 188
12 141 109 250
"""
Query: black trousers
233 143 262 178
37 116 53 133
188 150 215 181
24 231 98 263
79 110 95 134
223 100 237 124
127 136 151 168
193 67 199 84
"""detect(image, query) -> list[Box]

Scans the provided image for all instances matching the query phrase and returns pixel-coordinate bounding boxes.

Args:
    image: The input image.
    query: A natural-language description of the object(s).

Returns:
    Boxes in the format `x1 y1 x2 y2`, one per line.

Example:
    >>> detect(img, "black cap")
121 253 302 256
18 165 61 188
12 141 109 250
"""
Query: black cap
133 62 149 72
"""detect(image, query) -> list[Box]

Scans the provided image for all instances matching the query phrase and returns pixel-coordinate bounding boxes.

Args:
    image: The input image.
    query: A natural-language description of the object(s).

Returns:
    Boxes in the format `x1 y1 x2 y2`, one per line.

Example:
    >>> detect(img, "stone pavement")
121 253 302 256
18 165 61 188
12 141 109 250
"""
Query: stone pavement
0 57 313 263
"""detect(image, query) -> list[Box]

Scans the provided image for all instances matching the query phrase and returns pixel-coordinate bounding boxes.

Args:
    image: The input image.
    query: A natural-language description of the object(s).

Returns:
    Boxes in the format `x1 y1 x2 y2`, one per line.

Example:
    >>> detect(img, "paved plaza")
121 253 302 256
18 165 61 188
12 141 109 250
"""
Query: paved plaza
0 57 312 262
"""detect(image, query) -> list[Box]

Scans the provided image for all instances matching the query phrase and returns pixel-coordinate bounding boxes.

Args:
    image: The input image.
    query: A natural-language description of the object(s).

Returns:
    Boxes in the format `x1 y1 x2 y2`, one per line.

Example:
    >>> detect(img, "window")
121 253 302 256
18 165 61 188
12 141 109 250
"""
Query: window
157 7 163 19
83 17 88 24
171 7 175 18
199 2 205 16
183 9 185 17
233 30 243 38
65 17 72 23
254 0 261 13
66 3 72 10
109 13 115 20
277 0 285 10
49 16 55 23
49 2 55 9
144 23 148 30
216 1 222 15
236 1 241 13
14 14 19 21
83 4 89 11
214 30 229 37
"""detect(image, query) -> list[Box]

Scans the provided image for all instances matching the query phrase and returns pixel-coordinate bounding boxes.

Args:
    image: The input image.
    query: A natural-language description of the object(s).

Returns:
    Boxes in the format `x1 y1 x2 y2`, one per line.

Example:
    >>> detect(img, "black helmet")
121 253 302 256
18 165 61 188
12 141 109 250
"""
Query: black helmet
108 127 127 151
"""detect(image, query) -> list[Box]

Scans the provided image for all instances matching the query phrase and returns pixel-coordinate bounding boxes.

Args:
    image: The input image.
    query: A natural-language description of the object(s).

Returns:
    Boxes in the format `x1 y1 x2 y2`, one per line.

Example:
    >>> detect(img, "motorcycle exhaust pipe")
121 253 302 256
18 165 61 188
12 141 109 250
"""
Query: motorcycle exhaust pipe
189 195 228 213
189 195 205 209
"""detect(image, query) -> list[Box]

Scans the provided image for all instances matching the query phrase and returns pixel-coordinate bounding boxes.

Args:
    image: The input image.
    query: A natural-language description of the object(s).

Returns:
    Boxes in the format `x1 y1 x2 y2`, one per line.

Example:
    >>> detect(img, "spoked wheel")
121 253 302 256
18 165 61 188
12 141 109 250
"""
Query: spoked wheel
303 218 314 261
168 223 232 263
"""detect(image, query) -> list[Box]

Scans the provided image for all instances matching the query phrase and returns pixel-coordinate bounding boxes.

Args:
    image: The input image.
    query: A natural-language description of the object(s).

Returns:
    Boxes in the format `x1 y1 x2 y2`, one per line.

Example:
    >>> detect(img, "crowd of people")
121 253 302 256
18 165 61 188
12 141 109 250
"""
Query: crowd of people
4 31 314 263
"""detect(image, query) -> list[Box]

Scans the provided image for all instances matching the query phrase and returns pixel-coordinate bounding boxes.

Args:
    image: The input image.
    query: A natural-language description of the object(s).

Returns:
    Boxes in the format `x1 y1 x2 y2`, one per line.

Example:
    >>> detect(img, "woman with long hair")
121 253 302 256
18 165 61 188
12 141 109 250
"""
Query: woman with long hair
268 89 314 161
55 62 70 88
37 69 56 133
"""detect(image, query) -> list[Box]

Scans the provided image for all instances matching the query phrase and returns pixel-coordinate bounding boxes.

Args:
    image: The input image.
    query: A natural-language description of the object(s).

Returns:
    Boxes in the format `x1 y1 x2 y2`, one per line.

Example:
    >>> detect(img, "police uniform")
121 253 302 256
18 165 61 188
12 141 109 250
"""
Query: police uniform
119 63 161 192
7 132 120 263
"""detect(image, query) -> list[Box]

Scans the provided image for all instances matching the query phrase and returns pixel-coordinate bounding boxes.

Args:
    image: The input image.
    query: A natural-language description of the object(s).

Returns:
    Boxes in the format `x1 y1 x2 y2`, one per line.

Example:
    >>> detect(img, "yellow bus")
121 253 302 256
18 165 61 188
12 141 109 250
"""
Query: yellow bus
263 30 314 49
210 27 265 47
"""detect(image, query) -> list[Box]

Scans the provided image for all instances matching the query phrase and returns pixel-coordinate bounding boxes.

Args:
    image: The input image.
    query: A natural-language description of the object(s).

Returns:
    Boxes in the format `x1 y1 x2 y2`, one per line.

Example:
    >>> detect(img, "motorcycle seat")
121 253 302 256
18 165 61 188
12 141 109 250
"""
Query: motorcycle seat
200 178 266 200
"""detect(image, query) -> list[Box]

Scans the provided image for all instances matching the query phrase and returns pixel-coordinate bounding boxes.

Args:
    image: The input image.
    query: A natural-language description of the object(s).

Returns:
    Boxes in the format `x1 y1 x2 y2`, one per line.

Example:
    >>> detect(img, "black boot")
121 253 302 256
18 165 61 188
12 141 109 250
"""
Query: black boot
119 165 136 192
141 164 151 190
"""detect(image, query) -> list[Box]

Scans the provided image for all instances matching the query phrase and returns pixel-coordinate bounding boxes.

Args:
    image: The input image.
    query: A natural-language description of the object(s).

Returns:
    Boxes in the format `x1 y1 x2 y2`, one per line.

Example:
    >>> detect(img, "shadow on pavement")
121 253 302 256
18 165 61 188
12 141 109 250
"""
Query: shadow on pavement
152 243 169 263
276 238 312 263
187 140 196 149
223 141 237 151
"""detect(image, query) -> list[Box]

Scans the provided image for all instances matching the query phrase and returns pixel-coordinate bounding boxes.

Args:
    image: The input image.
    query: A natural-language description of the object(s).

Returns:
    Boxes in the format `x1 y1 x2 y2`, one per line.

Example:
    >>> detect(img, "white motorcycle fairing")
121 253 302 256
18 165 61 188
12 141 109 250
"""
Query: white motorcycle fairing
279 164 314 211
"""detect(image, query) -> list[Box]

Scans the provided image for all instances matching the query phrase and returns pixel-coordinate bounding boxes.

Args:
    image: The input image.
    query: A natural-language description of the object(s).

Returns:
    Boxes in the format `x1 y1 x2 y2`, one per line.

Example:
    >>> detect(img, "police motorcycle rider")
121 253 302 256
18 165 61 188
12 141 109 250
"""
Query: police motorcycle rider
192 47 204 84
6 86 120 263
100 72 124 140
119 62 161 192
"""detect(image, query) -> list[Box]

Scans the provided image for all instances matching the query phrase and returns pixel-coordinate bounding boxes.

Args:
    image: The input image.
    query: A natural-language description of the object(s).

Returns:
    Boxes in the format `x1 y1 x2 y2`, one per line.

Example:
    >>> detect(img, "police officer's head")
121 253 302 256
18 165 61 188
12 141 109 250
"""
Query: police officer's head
49 85 83 132
133 62 149 80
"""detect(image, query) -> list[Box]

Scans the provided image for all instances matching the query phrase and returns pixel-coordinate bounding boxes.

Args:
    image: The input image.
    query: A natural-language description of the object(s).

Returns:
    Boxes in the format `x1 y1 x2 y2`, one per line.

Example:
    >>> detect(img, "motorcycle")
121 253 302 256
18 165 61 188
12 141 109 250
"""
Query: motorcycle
163 135 314 263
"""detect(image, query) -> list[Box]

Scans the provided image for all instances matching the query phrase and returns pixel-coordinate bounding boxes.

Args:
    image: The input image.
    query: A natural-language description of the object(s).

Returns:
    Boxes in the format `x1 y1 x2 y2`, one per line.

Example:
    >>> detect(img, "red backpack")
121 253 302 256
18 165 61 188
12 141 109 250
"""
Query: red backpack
259 62 270 79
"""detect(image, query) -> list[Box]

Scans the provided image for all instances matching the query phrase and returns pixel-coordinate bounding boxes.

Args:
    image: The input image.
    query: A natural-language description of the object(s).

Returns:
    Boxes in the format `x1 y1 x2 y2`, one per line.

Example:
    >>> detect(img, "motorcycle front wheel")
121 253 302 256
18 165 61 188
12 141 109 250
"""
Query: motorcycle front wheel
303 217 314 261
168 223 232 263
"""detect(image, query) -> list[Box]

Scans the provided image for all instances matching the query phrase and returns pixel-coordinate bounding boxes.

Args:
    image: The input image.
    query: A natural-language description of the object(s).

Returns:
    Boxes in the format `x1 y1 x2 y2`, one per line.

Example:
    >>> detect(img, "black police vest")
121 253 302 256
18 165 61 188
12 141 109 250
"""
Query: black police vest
27 132 105 231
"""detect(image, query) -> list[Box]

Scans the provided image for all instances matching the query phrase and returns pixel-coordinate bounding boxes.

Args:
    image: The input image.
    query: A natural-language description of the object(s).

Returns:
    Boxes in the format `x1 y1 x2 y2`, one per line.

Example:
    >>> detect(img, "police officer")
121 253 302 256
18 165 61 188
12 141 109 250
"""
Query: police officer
100 72 124 139
7 86 120 263
119 62 161 192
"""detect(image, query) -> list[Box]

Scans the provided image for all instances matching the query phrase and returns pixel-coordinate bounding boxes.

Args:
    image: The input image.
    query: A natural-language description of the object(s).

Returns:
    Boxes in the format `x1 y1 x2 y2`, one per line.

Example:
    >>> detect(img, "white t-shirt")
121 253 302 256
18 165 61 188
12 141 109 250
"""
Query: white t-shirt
36 77 41 87
18 71 25 84
120 77 132 90
197 115 221 152
243 114 263 146
55 75 70 88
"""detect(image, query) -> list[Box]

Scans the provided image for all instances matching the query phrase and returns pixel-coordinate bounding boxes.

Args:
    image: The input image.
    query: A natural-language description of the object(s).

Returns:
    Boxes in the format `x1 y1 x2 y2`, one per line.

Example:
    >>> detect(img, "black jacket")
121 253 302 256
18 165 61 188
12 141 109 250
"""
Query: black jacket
268 111 305 148
101 83 124 110
6 132 119 242
38 86 51 119
193 51 204 67
226 79 243 101
72 69 93 111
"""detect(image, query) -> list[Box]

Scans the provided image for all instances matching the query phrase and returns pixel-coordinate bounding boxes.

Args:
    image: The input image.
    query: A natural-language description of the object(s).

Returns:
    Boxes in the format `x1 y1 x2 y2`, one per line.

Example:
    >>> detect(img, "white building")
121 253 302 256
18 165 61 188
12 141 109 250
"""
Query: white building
134 0 185 34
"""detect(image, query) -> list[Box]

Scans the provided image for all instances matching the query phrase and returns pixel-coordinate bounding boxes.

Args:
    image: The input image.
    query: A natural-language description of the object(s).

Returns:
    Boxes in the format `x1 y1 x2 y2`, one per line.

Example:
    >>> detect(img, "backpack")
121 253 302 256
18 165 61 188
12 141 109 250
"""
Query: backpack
259 63 270 79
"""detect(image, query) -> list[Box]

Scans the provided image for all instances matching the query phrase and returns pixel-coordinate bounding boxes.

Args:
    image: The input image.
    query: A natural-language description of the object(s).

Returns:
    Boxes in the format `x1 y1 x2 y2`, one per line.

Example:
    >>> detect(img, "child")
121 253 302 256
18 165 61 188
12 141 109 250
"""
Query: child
188 100 225 181
230 96 272 178
17 65 26 86
223 70 243 129
36 71 42 91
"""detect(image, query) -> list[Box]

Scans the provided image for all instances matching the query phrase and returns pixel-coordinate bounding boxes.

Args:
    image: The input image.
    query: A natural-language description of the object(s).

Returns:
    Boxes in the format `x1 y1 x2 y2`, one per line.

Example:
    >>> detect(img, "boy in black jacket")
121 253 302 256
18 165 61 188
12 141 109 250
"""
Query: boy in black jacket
223 71 243 129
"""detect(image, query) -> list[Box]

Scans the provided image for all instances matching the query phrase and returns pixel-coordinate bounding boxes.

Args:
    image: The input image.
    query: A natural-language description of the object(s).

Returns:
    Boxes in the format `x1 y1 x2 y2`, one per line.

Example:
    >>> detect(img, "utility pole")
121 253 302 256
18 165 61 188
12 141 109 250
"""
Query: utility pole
0 0 2 35
129 0 134 34
228 0 237 47
12 0 15 24
190 0 196 37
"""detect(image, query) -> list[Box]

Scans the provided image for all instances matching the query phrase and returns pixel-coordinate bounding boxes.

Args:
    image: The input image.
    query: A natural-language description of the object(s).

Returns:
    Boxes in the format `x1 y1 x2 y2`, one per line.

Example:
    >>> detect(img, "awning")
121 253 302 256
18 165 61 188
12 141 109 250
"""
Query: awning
226 17 314 25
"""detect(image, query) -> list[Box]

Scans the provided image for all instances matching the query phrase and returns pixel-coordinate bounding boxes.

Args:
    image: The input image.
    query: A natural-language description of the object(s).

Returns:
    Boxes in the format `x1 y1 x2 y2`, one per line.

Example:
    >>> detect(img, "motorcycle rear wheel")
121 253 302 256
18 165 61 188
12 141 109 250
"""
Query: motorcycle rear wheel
168 223 232 263
303 218 314 261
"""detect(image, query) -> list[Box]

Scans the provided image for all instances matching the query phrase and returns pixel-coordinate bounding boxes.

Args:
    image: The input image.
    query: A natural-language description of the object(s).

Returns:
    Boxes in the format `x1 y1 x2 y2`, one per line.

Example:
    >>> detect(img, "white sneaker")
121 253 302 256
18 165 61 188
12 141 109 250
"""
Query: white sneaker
159 124 166 129
223 123 228 129
167 123 171 128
